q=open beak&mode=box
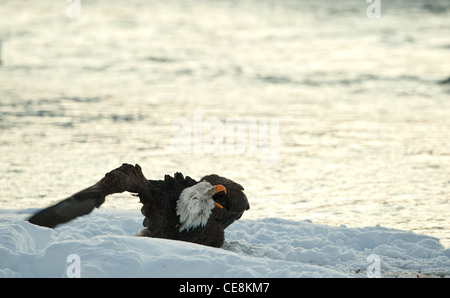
[213,185,227,195]
[213,185,226,209]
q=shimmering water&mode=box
[1,0,449,247]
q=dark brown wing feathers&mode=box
[28,164,148,228]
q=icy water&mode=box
[0,0,449,248]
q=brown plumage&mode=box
[27,163,249,247]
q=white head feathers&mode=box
[176,181,224,232]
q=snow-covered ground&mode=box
[1,209,448,278]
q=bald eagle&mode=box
[27,164,249,247]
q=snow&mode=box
[0,209,449,278]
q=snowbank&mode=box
[0,209,448,278]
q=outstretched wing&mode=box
[28,187,105,228]
[201,174,250,228]
[27,163,150,228]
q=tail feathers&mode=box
[27,187,105,228]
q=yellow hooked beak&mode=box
[213,185,226,209]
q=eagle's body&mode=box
[27,164,249,247]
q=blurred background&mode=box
[0,0,449,247]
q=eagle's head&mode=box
[176,181,226,232]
